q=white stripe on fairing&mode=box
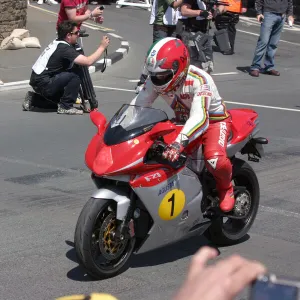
[109,157,144,173]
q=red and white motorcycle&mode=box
[74,104,268,279]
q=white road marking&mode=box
[108,33,123,39]
[128,79,141,82]
[237,29,300,46]
[239,17,300,32]
[260,205,300,219]
[93,85,300,112]
[213,72,239,76]
[94,85,136,92]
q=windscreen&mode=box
[103,104,168,145]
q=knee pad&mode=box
[204,152,230,172]
[205,154,233,190]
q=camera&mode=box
[250,274,300,300]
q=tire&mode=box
[204,158,260,246]
[74,198,136,279]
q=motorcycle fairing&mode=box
[130,165,205,254]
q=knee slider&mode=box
[204,151,229,172]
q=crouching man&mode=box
[23,20,109,115]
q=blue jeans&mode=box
[250,12,285,71]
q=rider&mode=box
[130,37,234,212]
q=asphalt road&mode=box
[1,5,300,300]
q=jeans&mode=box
[31,70,81,109]
[250,12,285,71]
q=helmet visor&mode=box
[149,70,173,86]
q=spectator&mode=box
[172,246,266,300]
[57,0,104,30]
[23,21,109,115]
[178,0,214,73]
[214,0,248,55]
[249,0,294,77]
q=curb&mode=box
[0,34,130,92]
[89,34,130,74]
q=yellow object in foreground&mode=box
[56,293,118,300]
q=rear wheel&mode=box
[74,198,136,279]
[204,158,260,246]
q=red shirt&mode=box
[57,0,89,29]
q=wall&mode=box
[0,0,27,42]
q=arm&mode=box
[130,78,159,107]
[175,87,211,145]
[181,2,204,17]
[181,0,211,18]
[255,0,263,16]
[65,7,91,23]
[74,36,109,66]
[169,0,184,9]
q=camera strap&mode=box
[101,48,108,73]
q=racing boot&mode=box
[218,185,235,212]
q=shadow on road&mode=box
[65,234,250,281]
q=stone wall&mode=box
[0,0,28,42]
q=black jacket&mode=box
[255,0,293,16]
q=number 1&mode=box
[168,193,175,217]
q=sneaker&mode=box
[22,91,35,111]
[75,95,82,104]
[218,186,235,212]
[207,61,214,73]
[37,0,43,4]
[57,105,83,115]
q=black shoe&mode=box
[22,91,35,111]
[222,50,235,55]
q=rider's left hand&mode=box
[162,142,184,162]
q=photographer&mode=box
[214,0,248,54]
[23,21,109,115]
[177,0,214,73]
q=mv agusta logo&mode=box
[158,180,175,196]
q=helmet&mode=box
[145,37,190,94]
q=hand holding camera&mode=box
[100,35,110,49]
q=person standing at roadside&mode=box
[57,0,104,30]
[249,0,294,77]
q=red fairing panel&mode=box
[228,109,258,144]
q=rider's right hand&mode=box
[172,246,266,300]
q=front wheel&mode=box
[204,158,260,246]
[74,198,136,279]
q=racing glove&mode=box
[162,142,185,162]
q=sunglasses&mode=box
[70,30,80,35]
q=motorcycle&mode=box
[74,103,268,279]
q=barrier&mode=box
[116,0,153,11]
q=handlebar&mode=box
[147,139,188,170]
